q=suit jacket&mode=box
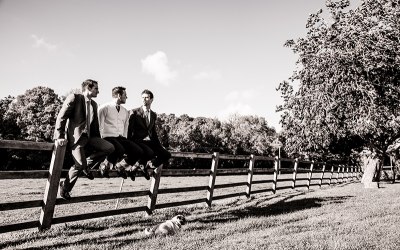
[54,93,101,146]
[128,107,160,145]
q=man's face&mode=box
[119,90,127,104]
[88,83,99,98]
[142,93,153,107]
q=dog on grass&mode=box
[144,215,186,237]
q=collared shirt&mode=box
[84,95,94,125]
[98,101,129,138]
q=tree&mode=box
[277,0,400,186]
[7,86,62,142]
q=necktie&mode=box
[86,100,91,136]
[116,105,120,112]
[145,110,150,126]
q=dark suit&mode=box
[54,94,114,192]
[127,107,170,167]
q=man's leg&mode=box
[101,137,125,177]
[148,142,171,168]
[86,137,114,168]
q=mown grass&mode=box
[1,176,399,250]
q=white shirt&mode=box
[98,101,129,138]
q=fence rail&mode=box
[0,139,362,234]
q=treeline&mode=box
[0,86,279,170]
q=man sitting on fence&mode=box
[98,86,144,181]
[54,79,115,200]
[127,89,171,178]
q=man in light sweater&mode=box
[98,86,143,180]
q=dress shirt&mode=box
[98,102,129,138]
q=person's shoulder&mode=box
[99,101,112,110]
[131,107,142,113]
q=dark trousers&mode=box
[64,134,114,192]
[104,136,143,165]
[135,140,171,167]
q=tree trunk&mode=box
[361,155,381,188]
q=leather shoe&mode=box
[100,162,110,178]
[140,166,151,180]
[127,170,136,181]
[59,181,72,200]
[116,168,127,179]
[82,169,94,180]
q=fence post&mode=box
[39,142,66,231]
[345,166,349,182]
[272,156,279,194]
[328,165,334,185]
[292,158,299,189]
[206,152,219,207]
[246,154,256,198]
[307,160,314,190]
[319,163,326,188]
[146,164,164,215]
[336,165,340,184]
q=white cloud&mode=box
[224,89,255,101]
[31,34,58,51]
[218,102,254,120]
[141,51,178,85]
[193,70,222,81]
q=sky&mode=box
[0,0,361,131]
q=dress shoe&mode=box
[59,181,72,200]
[140,166,151,180]
[99,161,110,178]
[127,170,136,181]
[82,169,94,180]
[116,167,127,179]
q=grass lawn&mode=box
[0,176,399,250]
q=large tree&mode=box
[278,0,400,186]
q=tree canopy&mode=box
[278,0,400,162]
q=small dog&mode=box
[144,215,186,237]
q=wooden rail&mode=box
[0,140,362,234]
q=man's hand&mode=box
[56,138,67,147]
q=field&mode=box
[0,175,399,250]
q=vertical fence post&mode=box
[307,160,314,190]
[329,165,334,186]
[272,156,279,194]
[336,165,340,184]
[345,166,349,182]
[319,163,326,188]
[246,154,256,198]
[206,152,219,207]
[39,142,66,231]
[146,164,164,215]
[292,158,299,189]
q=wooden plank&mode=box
[170,152,212,159]
[292,158,299,189]
[246,154,255,198]
[251,188,273,195]
[307,161,314,190]
[157,186,207,194]
[39,143,66,231]
[219,154,250,160]
[214,182,247,189]
[146,164,164,215]
[0,200,43,211]
[213,192,246,201]
[0,220,40,234]
[55,190,149,205]
[51,206,147,224]
[155,198,206,209]
[272,157,278,194]
[252,179,273,185]
[0,140,53,151]
[206,152,219,207]
[255,156,275,161]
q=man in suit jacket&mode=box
[127,89,171,177]
[54,79,114,200]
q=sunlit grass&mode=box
[1,177,399,250]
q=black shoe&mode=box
[117,168,128,179]
[141,167,151,180]
[82,169,94,180]
[59,181,72,200]
[100,163,110,178]
[127,170,136,181]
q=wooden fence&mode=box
[0,140,362,234]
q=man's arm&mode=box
[54,94,76,146]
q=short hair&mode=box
[112,86,126,98]
[142,89,153,99]
[81,79,98,91]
